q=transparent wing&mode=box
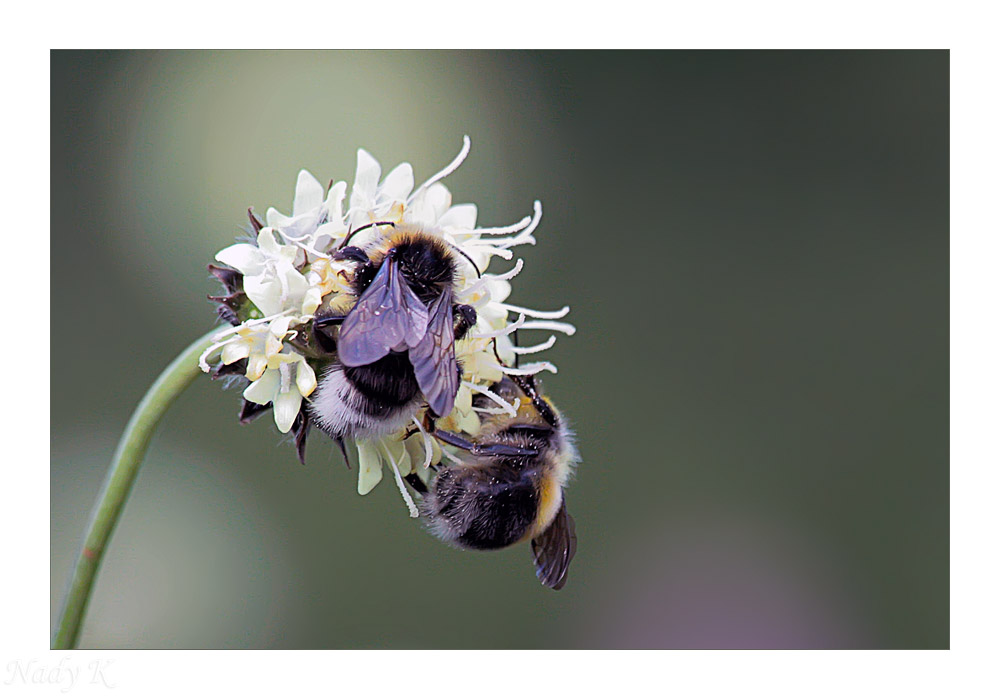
[338,257,429,367]
[530,498,577,590]
[409,287,459,417]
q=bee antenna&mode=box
[449,244,482,278]
[339,220,396,249]
[491,337,505,365]
[510,374,559,427]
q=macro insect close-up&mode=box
[200,139,580,591]
[51,50,948,653]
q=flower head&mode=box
[199,137,575,511]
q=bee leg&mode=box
[432,428,540,458]
[453,304,478,340]
[404,473,428,494]
[313,314,347,353]
[292,410,311,465]
[332,245,371,265]
[239,399,271,424]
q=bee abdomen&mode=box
[427,467,538,551]
[343,353,420,410]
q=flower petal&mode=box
[351,149,381,208]
[296,359,317,397]
[357,440,384,495]
[439,203,478,231]
[273,389,302,434]
[221,339,250,365]
[380,162,414,203]
[215,243,264,276]
[293,170,324,215]
[324,181,348,221]
[243,369,279,405]
[246,353,268,381]
[243,276,284,317]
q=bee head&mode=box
[380,230,457,305]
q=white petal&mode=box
[301,286,322,316]
[243,276,284,317]
[382,438,412,477]
[293,170,324,215]
[357,440,384,495]
[264,330,283,357]
[256,228,283,256]
[215,243,264,276]
[281,265,310,305]
[243,369,279,405]
[246,353,268,381]
[423,183,452,220]
[324,181,348,221]
[268,316,292,338]
[487,279,512,304]
[265,206,290,229]
[439,203,478,230]
[273,389,302,434]
[296,359,317,397]
[380,162,414,202]
[455,384,473,415]
[221,339,250,365]
[312,221,344,252]
[352,149,381,203]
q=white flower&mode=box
[266,170,348,257]
[347,150,414,230]
[243,352,317,433]
[216,228,321,318]
[216,316,293,380]
[200,136,578,517]
[355,434,420,518]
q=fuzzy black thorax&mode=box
[356,231,458,306]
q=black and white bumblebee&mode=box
[408,376,579,590]
[306,224,478,445]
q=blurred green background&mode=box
[50,50,948,649]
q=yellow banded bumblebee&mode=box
[308,224,478,444]
[408,375,579,590]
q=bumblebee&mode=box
[410,376,579,590]
[308,224,478,444]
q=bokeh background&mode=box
[51,50,948,649]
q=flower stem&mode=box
[52,328,222,649]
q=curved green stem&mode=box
[53,328,223,649]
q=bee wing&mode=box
[409,287,460,417]
[338,257,430,367]
[530,498,577,591]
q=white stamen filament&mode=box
[519,320,577,335]
[474,398,522,415]
[471,313,526,340]
[412,416,434,471]
[492,361,558,376]
[464,216,532,236]
[461,259,524,298]
[467,201,542,249]
[511,335,557,355]
[382,443,419,518]
[408,135,471,204]
[459,242,514,260]
[462,380,518,416]
[277,229,332,260]
[497,302,569,320]
[279,362,292,394]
